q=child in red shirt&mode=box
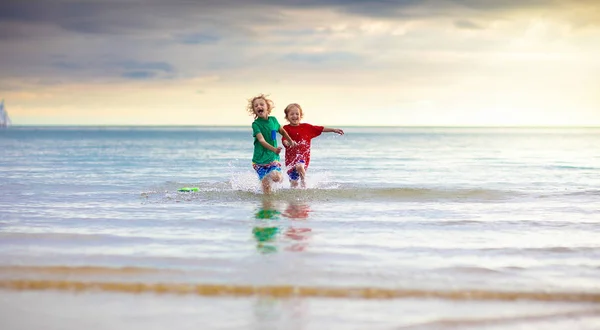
[282,103,344,188]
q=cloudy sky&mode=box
[1,0,599,126]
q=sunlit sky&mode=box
[1,0,599,126]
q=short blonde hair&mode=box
[284,103,304,122]
[246,94,275,119]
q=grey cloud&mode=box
[0,2,108,29]
[282,51,361,64]
[2,0,593,36]
[177,33,221,45]
[263,0,591,13]
[122,71,157,79]
[0,23,39,40]
[48,58,175,80]
[454,19,483,30]
[1,0,598,86]
[119,61,174,73]
[0,0,597,45]
[52,60,84,71]
[0,1,270,37]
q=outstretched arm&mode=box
[256,133,282,154]
[323,127,344,135]
[279,127,297,147]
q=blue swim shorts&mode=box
[287,160,305,181]
[253,161,282,180]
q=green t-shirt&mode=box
[252,116,281,164]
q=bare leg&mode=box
[290,180,299,188]
[295,163,306,188]
[262,170,282,194]
[270,170,282,183]
[261,177,272,194]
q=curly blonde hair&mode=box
[284,103,304,122]
[246,94,275,119]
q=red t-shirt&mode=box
[282,123,324,168]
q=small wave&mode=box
[0,265,176,275]
[548,165,599,170]
[433,220,486,226]
[436,266,504,274]
[142,183,516,203]
[563,190,600,197]
[536,246,599,253]
[481,246,600,254]
[535,189,600,199]
[1,279,599,302]
[398,308,600,329]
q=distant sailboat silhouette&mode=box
[0,100,12,128]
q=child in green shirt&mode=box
[247,94,296,194]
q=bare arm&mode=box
[256,133,282,154]
[323,127,344,135]
[279,127,297,147]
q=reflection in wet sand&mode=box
[252,197,281,253]
[283,200,311,219]
[252,297,308,330]
[252,197,313,253]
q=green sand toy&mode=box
[178,187,199,192]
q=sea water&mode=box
[0,126,599,329]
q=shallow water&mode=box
[1,126,599,329]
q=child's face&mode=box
[286,106,302,125]
[253,99,269,119]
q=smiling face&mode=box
[253,98,270,119]
[284,104,303,126]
